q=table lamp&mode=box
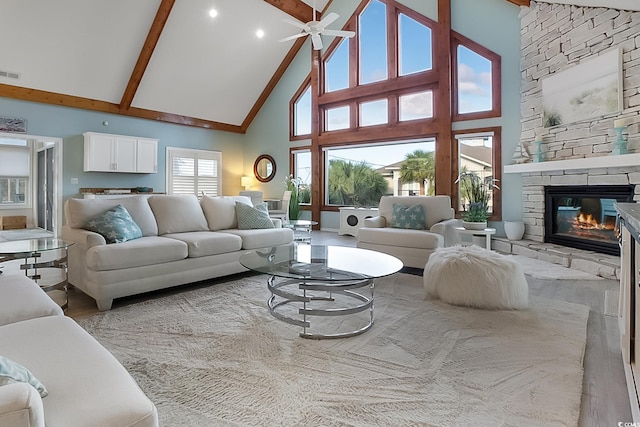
[241,176,253,190]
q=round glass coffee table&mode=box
[0,238,74,310]
[240,245,403,339]
[282,220,318,243]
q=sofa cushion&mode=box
[201,195,252,231]
[0,316,158,427]
[83,204,143,243]
[378,195,453,229]
[0,355,48,398]
[236,202,275,230]
[391,203,426,230]
[223,228,294,250]
[86,236,188,271]
[148,195,209,235]
[65,196,158,236]
[356,227,443,250]
[163,231,243,257]
[0,273,63,327]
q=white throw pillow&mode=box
[148,195,209,235]
[201,195,252,230]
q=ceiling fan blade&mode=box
[311,34,323,50]
[283,18,309,31]
[319,12,339,28]
[279,33,308,43]
[321,29,356,38]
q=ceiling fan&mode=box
[279,1,355,50]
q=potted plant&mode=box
[457,172,499,230]
[284,174,302,220]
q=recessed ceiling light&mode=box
[208,8,218,18]
[256,29,265,38]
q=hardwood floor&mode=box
[60,231,632,425]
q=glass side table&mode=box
[283,220,318,243]
[0,238,74,310]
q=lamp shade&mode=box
[241,176,253,189]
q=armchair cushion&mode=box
[379,195,453,229]
[391,203,425,230]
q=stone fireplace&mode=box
[505,154,640,247]
[544,185,633,256]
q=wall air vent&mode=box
[0,70,20,79]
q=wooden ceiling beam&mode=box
[0,83,244,133]
[241,36,307,132]
[263,0,314,23]
[119,0,175,110]
[507,0,530,6]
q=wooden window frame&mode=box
[289,76,312,141]
[451,127,502,221]
[451,31,502,122]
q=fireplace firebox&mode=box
[544,185,633,256]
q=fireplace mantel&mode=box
[504,153,640,174]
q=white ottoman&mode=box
[423,245,528,310]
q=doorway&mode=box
[0,133,63,236]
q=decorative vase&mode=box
[462,221,487,230]
[504,220,525,241]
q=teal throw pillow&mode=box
[391,203,426,230]
[0,355,48,398]
[83,204,143,244]
[236,202,275,230]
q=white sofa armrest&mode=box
[429,218,461,247]
[363,216,386,228]
[0,383,45,427]
[61,225,106,248]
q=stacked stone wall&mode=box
[519,1,640,242]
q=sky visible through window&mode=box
[295,2,492,181]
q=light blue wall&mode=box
[452,0,523,227]
[0,0,524,232]
[244,0,523,231]
[0,98,246,200]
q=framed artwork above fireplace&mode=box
[542,47,622,128]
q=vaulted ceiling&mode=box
[0,0,636,134]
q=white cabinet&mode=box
[339,207,379,236]
[83,132,158,173]
[136,138,158,173]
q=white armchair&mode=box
[356,195,460,269]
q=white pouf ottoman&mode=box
[423,245,528,310]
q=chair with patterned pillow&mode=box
[356,195,460,269]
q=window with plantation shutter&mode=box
[166,147,221,197]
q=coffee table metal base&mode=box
[267,275,374,339]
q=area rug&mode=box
[76,273,589,426]
[510,255,603,280]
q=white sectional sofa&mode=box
[62,194,294,311]
[356,195,460,269]
[0,271,157,427]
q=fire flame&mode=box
[575,212,609,230]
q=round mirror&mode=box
[254,154,276,183]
